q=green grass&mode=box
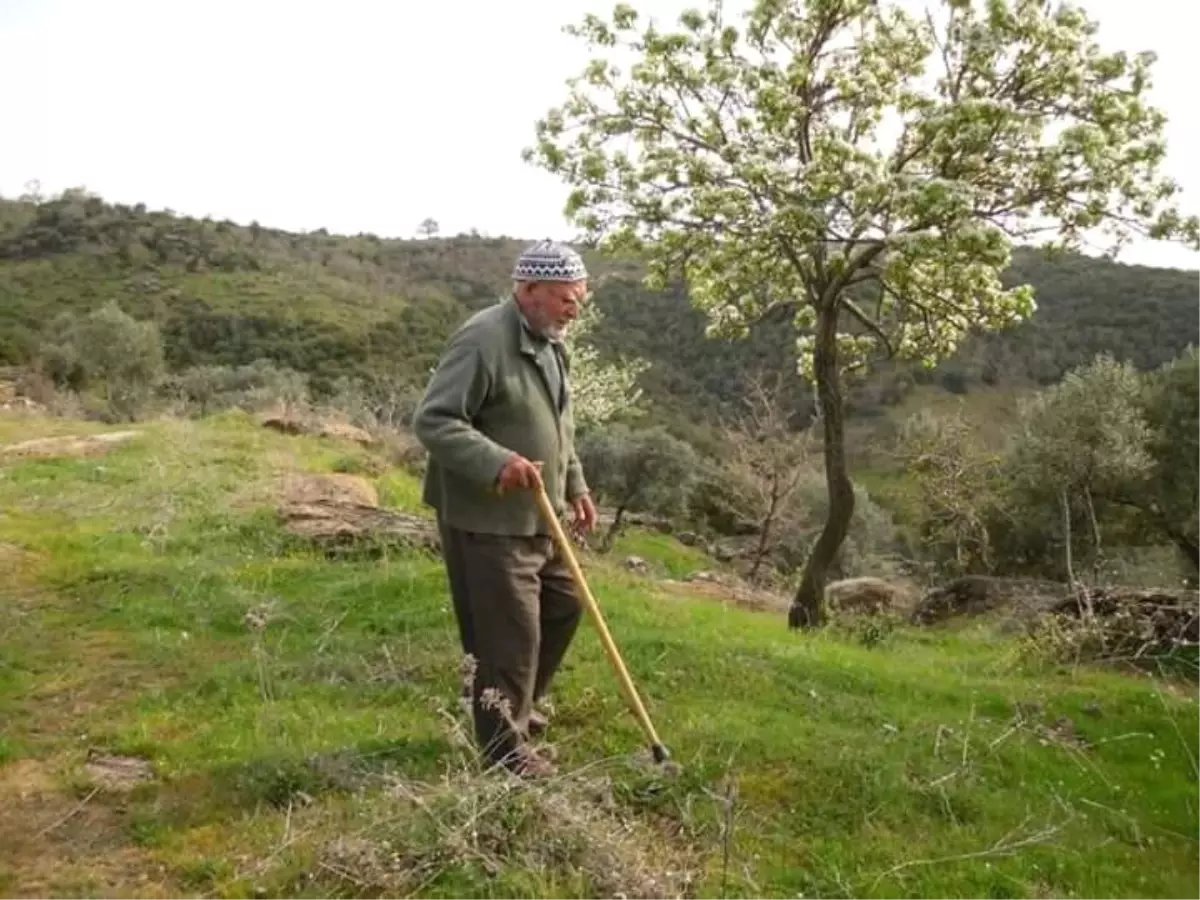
[0,411,1196,898]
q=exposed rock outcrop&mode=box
[825,577,916,616]
[0,430,141,460]
[278,473,438,556]
[261,414,375,446]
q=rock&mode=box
[283,473,379,508]
[261,414,308,436]
[712,540,738,563]
[278,473,437,555]
[317,422,376,446]
[261,415,376,446]
[84,751,154,792]
[0,430,140,460]
[676,531,699,547]
[624,555,650,575]
[826,577,914,616]
[593,508,674,536]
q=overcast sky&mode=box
[1,0,1196,271]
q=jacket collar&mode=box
[504,295,570,416]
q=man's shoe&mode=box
[504,745,557,780]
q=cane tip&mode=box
[651,743,681,777]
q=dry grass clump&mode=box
[312,765,696,898]
[250,659,703,899]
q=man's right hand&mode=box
[496,454,543,494]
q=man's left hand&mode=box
[570,493,598,536]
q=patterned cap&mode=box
[511,239,589,283]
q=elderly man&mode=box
[412,239,598,778]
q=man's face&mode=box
[520,280,589,340]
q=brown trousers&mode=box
[437,518,582,765]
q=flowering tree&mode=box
[526,0,1199,627]
[564,299,650,430]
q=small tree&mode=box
[527,0,1198,628]
[416,218,440,239]
[1007,355,1153,588]
[897,406,1001,576]
[579,424,699,550]
[44,302,164,419]
[724,370,812,582]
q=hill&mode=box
[1,189,1196,432]
[1,409,1197,897]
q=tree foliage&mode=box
[898,350,1198,587]
[578,424,700,549]
[41,301,165,419]
[1137,348,1199,575]
[897,405,1001,576]
[1007,354,1152,583]
[563,298,650,430]
[526,0,1199,627]
[724,370,813,581]
[158,359,311,417]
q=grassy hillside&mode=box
[1,410,1196,898]
[2,190,1196,427]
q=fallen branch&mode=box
[35,787,100,839]
[868,816,1069,891]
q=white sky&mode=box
[1,0,1196,271]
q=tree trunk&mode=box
[749,476,781,584]
[1167,528,1200,573]
[1083,486,1103,582]
[1060,489,1094,618]
[789,301,854,630]
[601,505,626,553]
[1060,489,1075,586]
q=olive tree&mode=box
[43,302,164,419]
[1007,354,1153,588]
[525,0,1199,628]
[579,424,699,549]
[1131,348,1198,577]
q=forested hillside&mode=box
[1,189,1196,430]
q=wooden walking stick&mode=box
[531,479,672,764]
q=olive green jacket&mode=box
[412,296,588,536]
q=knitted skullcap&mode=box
[511,239,589,283]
